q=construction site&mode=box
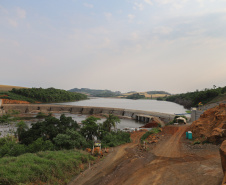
[70,103,226,185]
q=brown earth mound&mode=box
[140,121,158,128]
[220,141,226,185]
[190,103,226,144]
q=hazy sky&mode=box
[1,0,226,93]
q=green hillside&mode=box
[0,87,87,103]
[166,86,226,108]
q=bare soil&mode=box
[69,125,223,185]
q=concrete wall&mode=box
[1,104,175,124]
[191,108,204,122]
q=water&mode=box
[55,98,188,115]
[54,113,145,130]
[0,98,188,137]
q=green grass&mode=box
[0,150,95,185]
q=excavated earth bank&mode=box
[190,103,226,144]
[69,125,223,185]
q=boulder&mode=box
[220,141,226,185]
[190,104,226,144]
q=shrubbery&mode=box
[0,114,131,158]
[140,128,161,142]
[166,86,225,108]
[126,93,145,99]
[101,131,131,147]
[0,150,95,185]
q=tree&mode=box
[15,121,28,140]
[80,116,100,141]
[103,114,120,132]
[53,129,87,149]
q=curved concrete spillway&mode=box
[1,104,175,125]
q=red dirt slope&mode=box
[220,141,226,185]
[190,103,226,144]
[1,99,30,104]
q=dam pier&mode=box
[1,104,175,126]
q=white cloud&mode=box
[131,32,139,40]
[16,7,26,19]
[104,12,112,20]
[144,0,153,5]
[102,37,111,47]
[128,14,135,22]
[133,3,144,10]
[153,26,173,35]
[83,3,93,8]
[7,18,18,27]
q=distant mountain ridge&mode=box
[68,88,121,97]
[68,88,171,98]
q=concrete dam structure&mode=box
[1,104,175,125]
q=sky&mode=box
[1,0,226,94]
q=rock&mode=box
[220,141,226,185]
[190,104,226,144]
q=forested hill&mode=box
[147,91,171,95]
[166,86,226,109]
[68,88,121,97]
[0,88,87,103]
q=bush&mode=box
[0,139,27,158]
[53,129,88,150]
[27,138,55,153]
[140,128,161,142]
[101,131,131,147]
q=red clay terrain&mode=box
[1,99,30,104]
[69,125,223,185]
[220,141,226,184]
[190,103,226,144]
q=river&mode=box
[55,98,188,115]
[0,98,189,137]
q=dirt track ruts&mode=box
[69,126,223,185]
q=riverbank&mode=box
[1,104,175,124]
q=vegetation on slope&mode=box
[147,91,171,95]
[0,87,87,103]
[0,150,94,185]
[126,93,145,100]
[0,113,131,184]
[0,114,130,158]
[140,128,161,142]
[165,86,226,108]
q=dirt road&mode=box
[69,126,223,185]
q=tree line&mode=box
[9,87,87,103]
[165,86,226,108]
[0,113,131,158]
[69,88,122,97]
